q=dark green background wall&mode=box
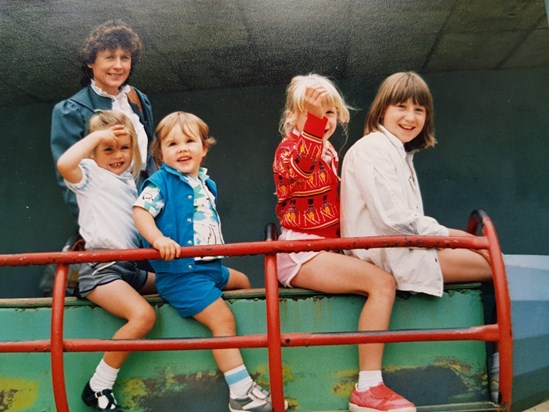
[1,68,548,298]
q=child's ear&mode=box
[285,109,298,122]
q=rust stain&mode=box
[120,367,294,411]
[0,377,39,412]
[333,370,356,396]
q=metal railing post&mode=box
[51,264,70,412]
[468,210,513,410]
[264,224,285,410]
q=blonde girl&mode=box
[273,74,415,412]
[57,110,156,411]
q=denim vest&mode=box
[140,164,218,273]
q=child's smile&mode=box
[382,98,426,144]
[160,124,207,177]
[92,133,133,175]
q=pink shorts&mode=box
[276,228,324,287]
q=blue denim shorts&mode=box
[155,259,230,317]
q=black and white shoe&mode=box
[82,381,123,411]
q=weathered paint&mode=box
[505,255,549,412]
[0,285,491,411]
[0,377,40,412]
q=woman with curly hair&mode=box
[51,20,155,220]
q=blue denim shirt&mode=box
[139,163,218,273]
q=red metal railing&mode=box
[0,210,512,411]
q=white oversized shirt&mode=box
[66,159,140,250]
[340,126,448,296]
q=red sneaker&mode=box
[349,383,416,412]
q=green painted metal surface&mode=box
[0,286,490,411]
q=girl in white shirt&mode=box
[341,72,492,297]
[57,110,156,411]
[272,74,415,412]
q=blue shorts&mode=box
[155,259,230,317]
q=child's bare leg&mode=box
[87,280,156,368]
[438,248,492,283]
[224,268,252,290]
[83,278,156,407]
[194,297,279,408]
[293,253,414,410]
[139,272,157,295]
[291,252,396,371]
[193,297,244,371]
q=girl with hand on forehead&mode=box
[273,73,416,412]
[57,111,156,411]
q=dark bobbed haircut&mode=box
[79,20,142,88]
[151,111,217,167]
[364,72,436,152]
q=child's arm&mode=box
[133,206,181,261]
[274,87,329,181]
[57,125,126,184]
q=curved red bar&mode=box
[0,210,511,412]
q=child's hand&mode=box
[448,228,475,237]
[87,124,129,148]
[57,124,130,184]
[448,228,490,262]
[153,236,181,261]
[304,85,329,119]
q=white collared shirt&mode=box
[340,126,448,296]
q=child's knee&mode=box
[132,304,156,332]
[237,275,252,289]
[374,273,397,299]
[211,312,237,336]
[228,269,252,289]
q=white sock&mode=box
[89,359,120,392]
[357,370,383,392]
[224,364,253,398]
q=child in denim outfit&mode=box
[134,111,286,412]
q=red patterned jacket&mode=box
[273,113,340,238]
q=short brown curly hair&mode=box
[79,20,142,88]
[151,112,217,167]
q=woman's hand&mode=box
[153,236,181,261]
